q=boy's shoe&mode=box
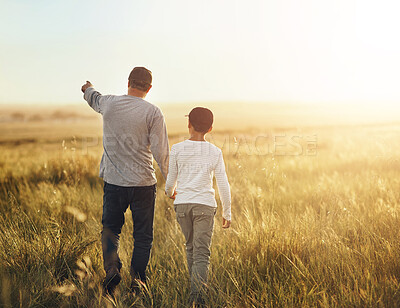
[103,269,121,296]
[189,293,206,308]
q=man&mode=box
[81,67,169,295]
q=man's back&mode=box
[84,88,169,186]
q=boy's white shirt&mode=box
[165,140,231,221]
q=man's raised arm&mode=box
[81,81,103,114]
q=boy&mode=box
[165,107,231,307]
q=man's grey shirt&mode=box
[84,87,169,187]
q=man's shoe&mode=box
[130,278,146,295]
[103,269,121,296]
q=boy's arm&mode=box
[81,81,103,114]
[215,150,231,223]
[149,108,169,180]
[165,146,177,197]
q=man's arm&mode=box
[81,81,103,114]
[149,108,169,180]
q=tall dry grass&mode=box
[1,123,400,307]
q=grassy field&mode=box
[1,104,400,307]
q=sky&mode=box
[1,0,400,107]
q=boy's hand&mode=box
[170,190,177,200]
[81,81,93,93]
[222,218,231,229]
[165,190,177,200]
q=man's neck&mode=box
[127,87,147,99]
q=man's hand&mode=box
[81,81,93,93]
[222,217,231,229]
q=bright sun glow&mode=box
[0,0,399,116]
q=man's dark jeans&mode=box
[101,181,156,283]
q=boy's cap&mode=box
[128,67,152,85]
[187,107,213,133]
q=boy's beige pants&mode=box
[175,203,216,302]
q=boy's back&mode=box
[166,139,231,220]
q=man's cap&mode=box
[128,67,152,85]
[187,107,213,133]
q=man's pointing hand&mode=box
[81,81,93,93]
